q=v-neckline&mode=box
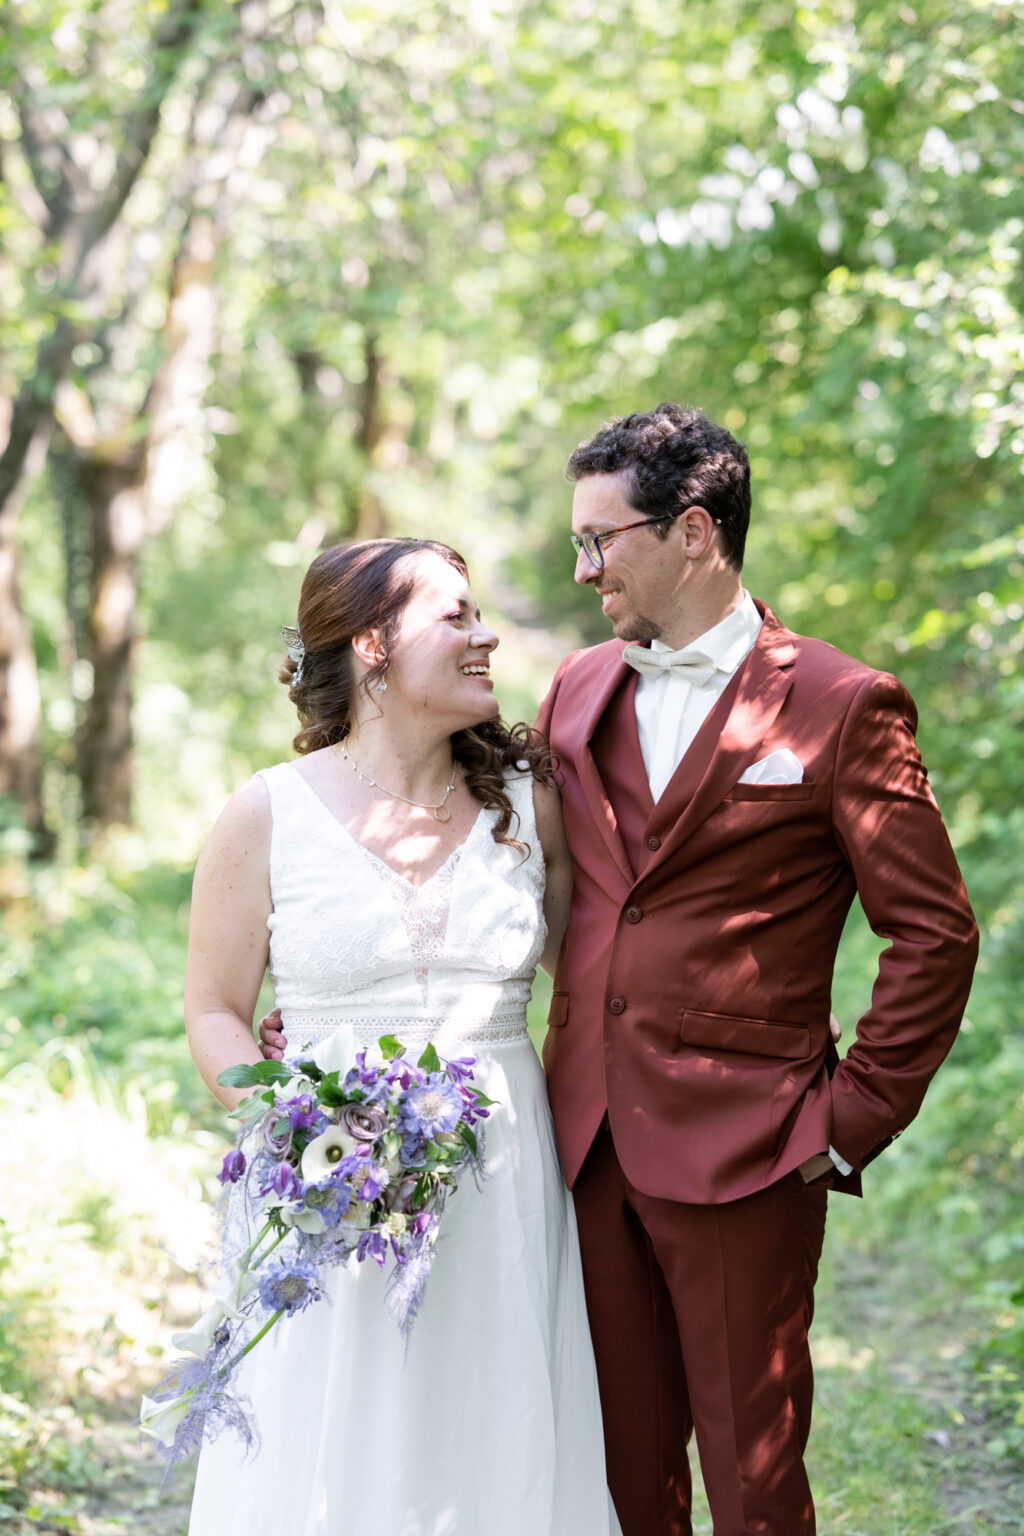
[286,762,487,891]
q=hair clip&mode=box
[282,625,305,686]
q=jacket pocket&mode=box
[724,782,816,802]
[548,990,569,1028]
[680,1009,811,1059]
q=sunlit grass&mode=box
[0,1052,215,1529]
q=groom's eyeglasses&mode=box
[571,511,721,571]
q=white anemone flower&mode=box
[300,1125,357,1182]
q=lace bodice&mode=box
[257,763,547,1049]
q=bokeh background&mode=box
[1,2,1021,1530]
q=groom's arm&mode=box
[827,671,978,1170]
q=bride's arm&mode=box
[534,779,572,977]
[185,776,273,1110]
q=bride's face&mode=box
[382,554,500,729]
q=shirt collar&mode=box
[649,591,762,677]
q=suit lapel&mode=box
[642,606,797,877]
[572,648,635,887]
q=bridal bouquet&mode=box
[140,1034,493,1466]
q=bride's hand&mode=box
[258,1007,289,1060]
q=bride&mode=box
[183,536,620,1535]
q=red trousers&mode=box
[573,1127,829,1536]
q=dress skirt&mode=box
[187,1035,620,1536]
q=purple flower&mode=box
[355,1230,388,1267]
[261,1162,302,1201]
[218,1148,246,1185]
[357,1163,387,1202]
[410,1211,435,1237]
[283,1094,327,1133]
[445,1056,478,1085]
[398,1075,464,1142]
[337,1102,389,1143]
[385,1061,421,1092]
[257,1258,322,1315]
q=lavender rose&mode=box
[338,1102,388,1143]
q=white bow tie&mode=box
[621,644,718,688]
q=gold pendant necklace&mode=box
[338,741,457,823]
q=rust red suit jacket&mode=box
[537,603,978,1204]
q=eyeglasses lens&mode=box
[571,534,604,570]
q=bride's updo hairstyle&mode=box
[280,538,552,847]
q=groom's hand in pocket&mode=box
[258,1008,289,1060]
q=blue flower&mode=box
[218,1148,246,1185]
[300,1176,352,1228]
[257,1258,322,1316]
[398,1075,464,1142]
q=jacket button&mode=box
[646,835,661,851]
[608,996,626,1014]
[625,905,643,924]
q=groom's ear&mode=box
[678,505,720,559]
[351,628,387,669]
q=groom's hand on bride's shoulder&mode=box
[258,1008,288,1060]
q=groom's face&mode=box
[571,472,688,644]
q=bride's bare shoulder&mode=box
[198,774,272,870]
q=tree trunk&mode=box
[72,454,145,827]
[354,331,389,540]
[56,209,222,828]
[0,493,54,856]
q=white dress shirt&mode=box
[634,592,763,801]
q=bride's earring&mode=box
[378,679,387,693]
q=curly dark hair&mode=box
[279,538,552,848]
[566,403,751,569]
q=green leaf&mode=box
[377,1034,405,1060]
[417,1042,441,1073]
[412,1174,433,1210]
[456,1123,478,1157]
[291,1056,323,1081]
[218,1060,294,1088]
[317,1081,349,1107]
[228,1094,272,1125]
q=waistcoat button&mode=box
[608,996,626,1014]
[646,835,661,851]
[625,905,643,924]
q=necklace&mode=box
[338,741,458,823]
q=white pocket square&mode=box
[737,748,804,787]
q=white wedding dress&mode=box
[187,763,620,1536]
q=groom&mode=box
[534,403,977,1535]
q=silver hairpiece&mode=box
[282,625,305,686]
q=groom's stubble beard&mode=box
[610,612,661,644]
